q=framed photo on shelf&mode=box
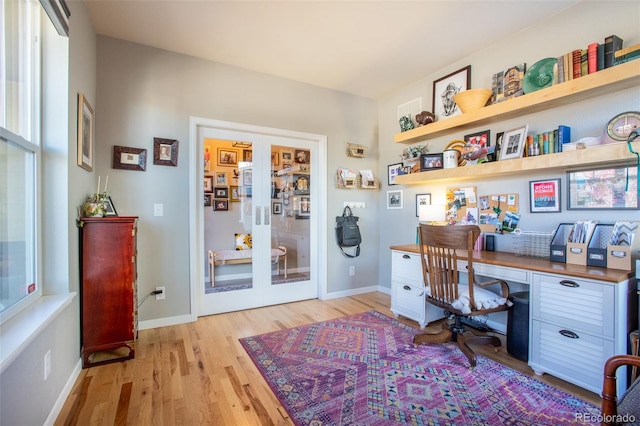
[113,145,147,171]
[499,125,528,161]
[388,163,403,186]
[387,189,403,209]
[217,148,238,166]
[420,153,443,171]
[105,196,118,216]
[415,193,431,217]
[529,178,561,213]
[77,93,94,171]
[153,137,179,166]
[567,165,638,210]
[432,65,470,120]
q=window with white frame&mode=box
[0,0,41,320]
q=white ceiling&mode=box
[84,0,580,100]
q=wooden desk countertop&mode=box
[390,244,635,284]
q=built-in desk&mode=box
[389,244,638,396]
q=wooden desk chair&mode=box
[601,354,640,425]
[413,224,512,367]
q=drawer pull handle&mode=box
[402,254,411,259]
[559,329,579,339]
[403,285,411,291]
[559,280,579,288]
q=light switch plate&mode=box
[154,203,163,216]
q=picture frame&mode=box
[294,149,310,164]
[204,176,213,193]
[213,199,229,211]
[204,194,212,207]
[387,189,404,209]
[388,163,403,186]
[297,196,311,218]
[272,202,282,215]
[499,125,528,161]
[567,165,638,210]
[243,169,253,186]
[230,186,240,202]
[217,148,238,166]
[243,149,253,162]
[415,193,432,217]
[215,171,228,186]
[432,65,471,120]
[529,178,561,213]
[113,145,147,171]
[153,137,179,166]
[281,150,293,162]
[463,129,492,162]
[420,153,444,171]
[77,93,94,171]
[214,187,229,198]
[105,196,118,216]
[271,151,280,166]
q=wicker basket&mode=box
[513,230,555,259]
[453,89,492,113]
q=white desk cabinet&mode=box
[529,272,635,396]
[390,250,445,328]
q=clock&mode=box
[606,111,640,142]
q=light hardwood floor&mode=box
[54,292,601,425]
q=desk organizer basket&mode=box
[587,224,614,268]
[549,223,574,263]
[513,230,554,259]
[607,221,640,270]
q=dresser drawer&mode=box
[392,281,426,321]
[530,319,614,393]
[531,273,615,338]
[392,251,423,284]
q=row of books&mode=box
[524,125,570,157]
[556,35,639,84]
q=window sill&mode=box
[0,292,76,374]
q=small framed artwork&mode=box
[529,178,561,213]
[388,163,403,186]
[271,151,279,166]
[281,150,293,162]
[432,65,471,120]
[214,199,229,211]
[215,172,228,186]
[415,193,431,217]
[217,148,238,166]
[214,187,229,198]
[499,125,528,161]
[240,185,252,198]
[113,145,147,171]
[243,149,253,162]
[387,189,404,209]
[153,137,179,166]
[204,194,212,207]
[272,202,282,214]
[204,176,213,193]
[105,196,118,216]
[243,169,253,186]
[567,165,638,210]
[230,186,240,202]
[420,153,443,171]
[294,150,310,164]
[77,93,94,171]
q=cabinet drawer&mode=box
[456,260,529,284]
[531,273,614,338]
[530,320,614,393]
[392,251,423,284]
[392,281,426,323]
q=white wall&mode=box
[377,1,640,290]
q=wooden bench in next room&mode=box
[208,246,287,287]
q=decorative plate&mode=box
[445,139,467,166]
[606,111,640,141]
[523,58,558,94]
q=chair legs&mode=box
[413,316,502,368]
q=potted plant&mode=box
[82,176,109,217]
[400,144,429,170]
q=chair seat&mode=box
[618,375,640,421]
[425,283,511,314]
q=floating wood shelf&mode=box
[394,140,640,185]
[394,60,640,145]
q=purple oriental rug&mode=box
[240,310,601,425]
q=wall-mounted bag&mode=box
[336,206,361,258]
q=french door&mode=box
[192,119,324,316]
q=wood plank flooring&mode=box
[54,292,601,425]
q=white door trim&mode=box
[188,117,328,319]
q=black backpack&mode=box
[335,206,362,258]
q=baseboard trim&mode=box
[43,359,82,426]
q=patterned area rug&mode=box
[240,310,601,425]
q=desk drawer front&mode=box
[532,273,614,338]
[456,261,529,284]
[392,281,426,322]
[392,251,423,284]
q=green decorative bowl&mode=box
[523,58,558,94]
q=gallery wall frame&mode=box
[113,145,147,171]
[387,189,404,209]
[432,65,470,120]
[218,148,238,166]
[77,93,94,171]
[499,125,528,161]
[529,178,561,213]
[415,193,432,217]
[153,137,179,166]
[567,165,638,210]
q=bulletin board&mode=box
[477,193,519,233]
[445,186,478,225]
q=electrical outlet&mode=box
[349,266,355,276]
[155,286,165,300]
[44,350,51,380]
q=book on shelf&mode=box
[613,42,640,66]
[604,34,623,68]
[556,56,565,84]
[580,48,588,76]
[597,43,605,71]
[572,49,582,79]
[614,42,640,58]
[587,43,599,74]
[558,125,571,150]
